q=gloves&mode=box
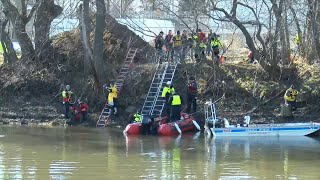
[103,84,107,89]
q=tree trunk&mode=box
[0,19,18,64]
[272,0,290,65]
[1,0,35,60]
[79,0,92,74]
[94,0,107,88]
[34,0,62,60]
[284,5,291,62]
[309,1,320,60]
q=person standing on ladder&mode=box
[206,29,213,56]
[155,31,165,63]
[106,82,118,115]
[211,33,222,65]
[61,85,73,119]
[173,30,183,64]
[168,92,183,122]
[186,76,198,114]
[161,81,175,118]
[165,30,174,62]
[181,30,188,62]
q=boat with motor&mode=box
[204,100,320,137]
[123,112,201,136]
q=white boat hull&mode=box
[208,123,320,137]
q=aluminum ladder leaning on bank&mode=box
[96,48,138,127]
[141,62,177,117]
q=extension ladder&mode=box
[141,62,177,117]
[96,48,138,127]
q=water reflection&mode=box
[0,126,319,179]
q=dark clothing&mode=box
[213,47,220,56]
[162,103,171,118]
[187,81,198,95]
[187,94,197,114]
[64,102,71,119]
[187,81,198,114]
[181,34,188,45]
[168,94,183,122]
[170,105,181,122]
[287,101,297,111]
[155,35,164,50]
[165,34,173,46]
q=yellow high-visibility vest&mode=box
[173,35,182,47]
[134,113,142,122]
[161,86,175,97]
[171,95,182,105]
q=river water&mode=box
[0,126,319,180]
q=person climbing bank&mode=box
[161,81,175,117]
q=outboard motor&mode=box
[244,115,251,127]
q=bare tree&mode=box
[0,18,18,64]
[34,0,63,60]
[94,0,107,88]
[0,0,36,59]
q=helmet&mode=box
[66,85,70,90]
[166,81,172,85]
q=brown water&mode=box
[0,126,320,180]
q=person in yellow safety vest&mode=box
[295,34,301,45]
[211,33,222,63]
[61,85,73,119]
[107,82,118,115]
[133,111,142,123]
[284,85,299,110]
[0,42,7,54]
[173,30,183,64]
[161,81,175,117]
[169,92,183,122]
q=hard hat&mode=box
[66,85,70,90]
[167,81,172,85]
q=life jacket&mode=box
[173,35,182,47]
[71,105,82,121]
[198,32,206,42]
[162,86,175,103]
[284,88,298,102]
[199,42,206,48]
[211,39,222,48]
[171,95,182,106]
[187,81,198,95]
[295,34,301,45]
[62,90,72,102]
[108,85,118,98]
[108,92,116,105]
[161,86,175,98]
[133,113,142,122]
[80,103,89,112]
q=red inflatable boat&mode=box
[123,113,201,136]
